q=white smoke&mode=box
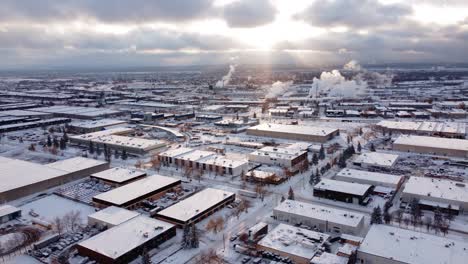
[266,81,293,98]
[343,60,362,71]
[216,65,236,88]
[343,60,393,88]
[310,70,366,98]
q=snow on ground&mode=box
[3,255,42,264]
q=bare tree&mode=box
[53,216,64,236]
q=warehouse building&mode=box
[88,206,140,229]
[357,225,468,264]
[401,177,468,213]
[68,119,128,133]
[273,200,365,235]
[393,135,468,158]
[90,167,147,187]
[377,120,466,138]
[0,157,108,202]
[248,146,308,170]
[30,105,122,119]
[352,152,399,169]
[257,223,330,264]
[335,169,404,189]
[92,175,181,209]
[156,188,235,227]
[313,179,373,205]
[0,205,21,224]
[77,215,176,264]
[246,123,339,143]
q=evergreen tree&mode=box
[288,187,295,200]
[338,155,346,168]
[96,145,102,156]
[357,142,362,152]
[181,224,191,248]
[309,172,315,185]
[370,143,376,152]
[59,137,66,150]
[121,149,128,160]
[433,206,444,232]
[280,195,286,203]
[89,141,95,154]
[371,206,383,224]
[410,198,422,224]
[62,131,69,142]
[114,149,120,159]
[53,137,59,148]
[190,224,199,248]
[312,153,319,165]
[349,145,355,155]
[47,135,52,147]
[314,168,321,184]
[318,144,325,160]
[383,210,392,224]
[141,247,151,264]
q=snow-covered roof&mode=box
[45,157,107,173]
[258,223,330,260]
[158,147,193,158]
[353,152,399,168]
[274,200,364,228]
[90,167,146,183]
[156,188,234,223]
[248,123,338,137]
[93,175,180,206]
[198,155,247,168]
[394,135,468,152]
[311,253,348,264]
[403,177,468,204]
[78,215,174,260]
[314,179,372,196]
[336,168,403,186]
[70,127,134,140]
[88,206,140,227]
[0,205,21,218]
[250,146,306,160]
[0,157,69,194]
[359,225,468,264]
[378,121,466,135]
[91,135,166,151]
[70,119,127,129]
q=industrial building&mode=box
[29,105,122,119]
[92,175,181,209]
[401,177,468,213]
[352,152,399,169]
[257,223,330,264]
[0,205,21,224]
[90,167,147,187]
[273,200,365,235]
[156,188,235,227]
[393,135,468,158]
[77,216,176,264]
[68,119,128,133]
[377,120,466,138]
[335,168,404,189]
[0,118,71,133]
[246,123,339,143]
[88,206,140,228]
[357,225,468,264]
[313,179,373,205]
[0,157,108,202]
[248,146,308,170]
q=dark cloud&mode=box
[223,0,277,27]
[0,0,217,23]
[295,0,412,28]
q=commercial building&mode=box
[93,175,181,209]
[156,188,235,227]
[377,120,466,138]
[352,152,399,169]
[29,106,122,119]
[245,170,283,185]
[68,119,128,133]
[335,169,404,189]
[0,205,21,224]
[313,179,373,205]
[257,223,330,264]
[88,206,140,228]
[158,147,248,176]
[357,225,468,264]
[246,123,339,143]
[248,146,308,170]
[273,200,365,235]
[0,118,71,133]
[311,253,348,264]
[77,216,176,264]
[401,177,468,213]
[90,167,147,187]
[0,157,108,202]
[393,135,468,158]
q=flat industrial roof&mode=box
[90,167,146,183]
[45,157,107,173]
[91,135,166,150]
[274,200,365,228]
[0,157,69,194]
[78,215,174,260]
[359,225,468,264]
[88,206,140,227]
[248,123,338,137]
[70,119,127,129]
[93,175,181,206]
[353,152,399,167]
[156,188,234,223]
[403,177,468,204]
[258,223,330,260]
[336,168,403,186]
[314,179,372,196]
[250,146,306,160]
[311,253,348,264]
[0,205,21,218]
[394,135,468,152]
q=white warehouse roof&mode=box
[394,135,468,152]
[403,177,468,204]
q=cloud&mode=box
[295,0,412,28]
[223,0,277,27]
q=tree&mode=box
[181,224,192,249]
[393,209,403,226]
[141,247,151,264]
[96,145,102,156]
[52,216,64,236]
[288,187,295,200]
[357,142,362,152]
[89,141,95,154]
[319,144,325,160]
[338,155,346,168]
[28,143,36,151]
[114,149,120,159]
[371,206,383,224]
[59,137,66,150]
[190,224,199,248]
[433,206,444,233]
[424,216,432,231]
[314,169,321,184]
[312,153,319,165]
[370,143,376,152]
[62,131,69,142]
[121,149,128,160]
[359,127,363,136]
[410,198,422,226]
[280,195,286,203]
[383,210,392,224]
[309,172,315,185]
[446,205,454,222]
[53,137,59,149]
[47,135,52,147]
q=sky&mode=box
[0,0,467,69]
